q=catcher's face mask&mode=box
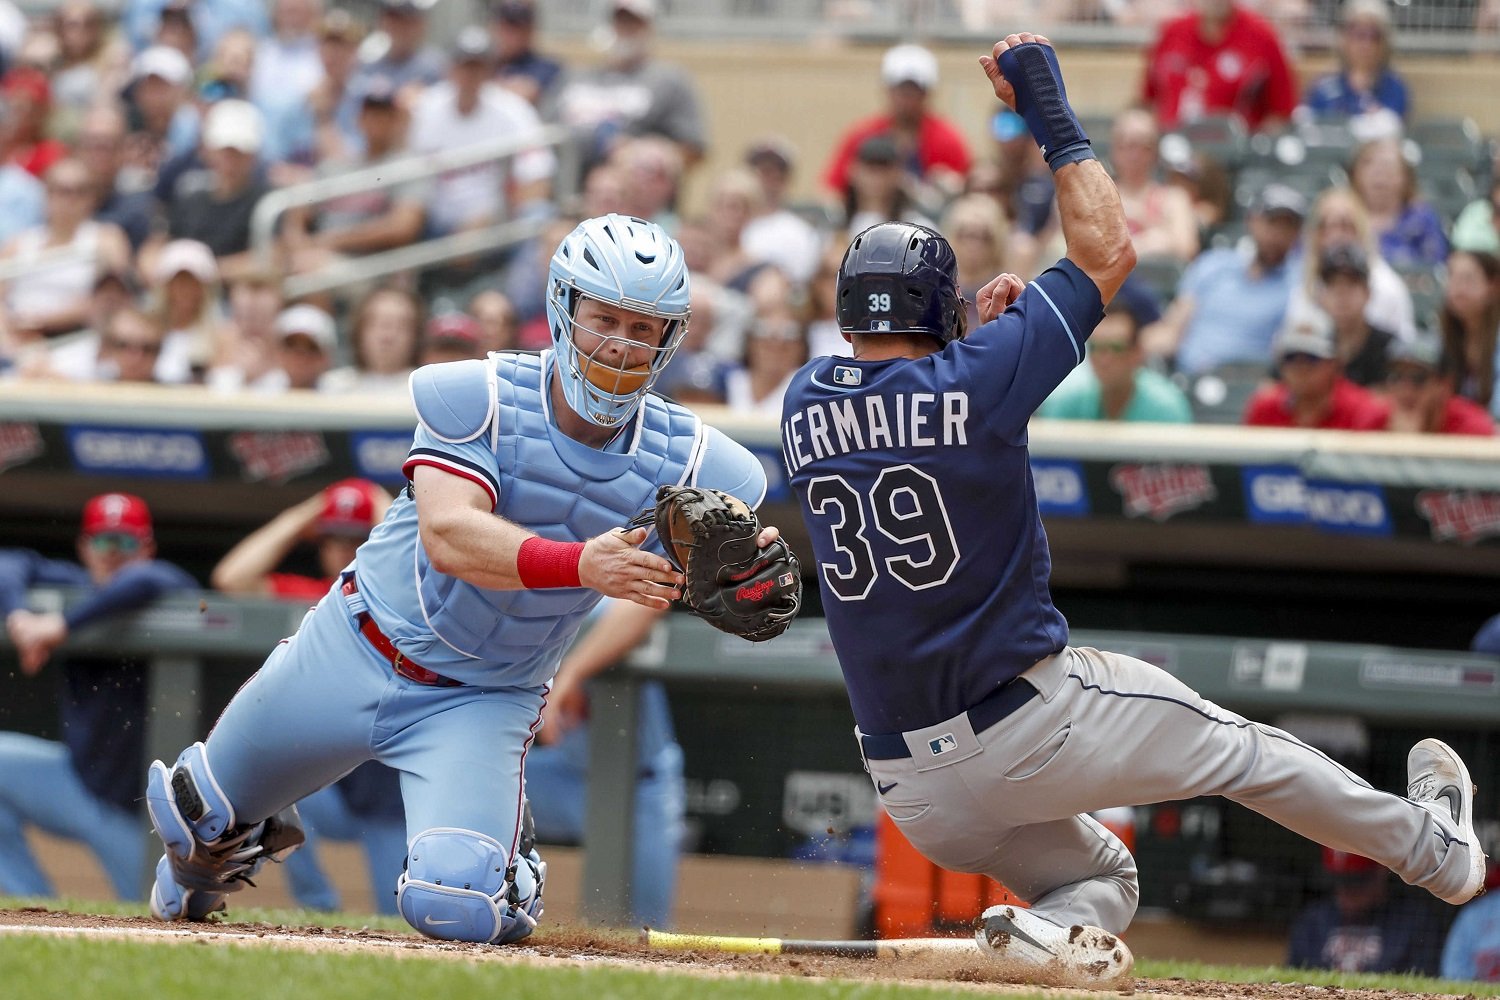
[544,213,692,428]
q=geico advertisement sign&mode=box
[1242,465,1390,536]
[1031,459,1090,517]
[67,427,208,478]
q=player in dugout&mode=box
[0,493,196,901]
[781,32,1487,987]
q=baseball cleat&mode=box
[974,904,1133,987]
[1408,738,1487,905]
[148,854,227,922]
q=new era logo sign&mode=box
[833,366,862,387]
[928,733,957,756]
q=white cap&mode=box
[275,305,338,353]
[203,99,265,154]
[153,239,219,285]
[881,44,938,90]
[131,45,192,86]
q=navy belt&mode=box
[860,678,1039,761]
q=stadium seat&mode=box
[1408,117,1488,173]
[1186,362,1271,425]
[1132,255,1187,304]
[1164,115,1248,171]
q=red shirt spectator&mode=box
[822,44,971,197]
[3,68,67,178]
[1142,0,1297,132]
[1432,397,1497,436]
[1244,309,1390,430]
[1384,336,1497,436]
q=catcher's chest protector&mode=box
[411,352,703,684]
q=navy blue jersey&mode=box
[782,260,1104,734]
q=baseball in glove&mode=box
[636,485,801,642]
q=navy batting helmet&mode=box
[836,222,967,346]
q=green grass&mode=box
[4,897,1498,999]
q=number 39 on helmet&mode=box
[836,222,968,346]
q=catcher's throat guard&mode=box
[632,485,802,642]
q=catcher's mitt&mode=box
[637,485,801,642]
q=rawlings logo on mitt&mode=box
[636,485,801,642]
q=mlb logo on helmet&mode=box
[928,733,957,756]
[833,366,862,387]
[870,320,891,332]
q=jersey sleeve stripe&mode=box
[1028,279,1082,366]
[402,451,500,510]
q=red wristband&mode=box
[516,536,586,589]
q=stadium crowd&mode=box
[0,0,1493,435]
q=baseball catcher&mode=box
[635,485,801,642]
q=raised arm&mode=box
[979,34,1136,304]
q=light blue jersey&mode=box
[350,350,766,688]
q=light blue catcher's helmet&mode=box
[545,214,691,427]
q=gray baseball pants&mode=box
[859,646,1476,933]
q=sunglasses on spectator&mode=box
[1387,369,1433,386]
[87,533,142,554]
[1343,25,1382,41]
[49,182,93,197]
[953,228,995,242]
[107,337,161,355]
[1090,340,1134,355]
[1281,352,1328,366]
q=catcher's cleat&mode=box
[149,854,227,922]
[975,905,1133,988]
[1408,738,1487,905]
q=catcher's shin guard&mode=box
[146,742,305,920]
[397,827,546,944]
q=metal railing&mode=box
[249,124,581,300]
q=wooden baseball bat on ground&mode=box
[641,928,979,960]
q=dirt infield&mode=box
[0,907,1477,1000]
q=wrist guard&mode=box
[996,43,1095,173]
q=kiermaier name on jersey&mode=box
[782,391,970,474]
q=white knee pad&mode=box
[397,828,545,944]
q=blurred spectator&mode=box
[1289,848,1443,974]
[349,0,445,98]
[654,272,737,403]
[1452,174,1500,257]
[0,131,44,245]
[821,44,969,210]
[204,27,256,100]
[77,103,154,252]
[468,289,518,353]
[1142,0,1296,132]
[409,26,553,238]
[1163,148,1233,246]
[740,137,823,285]
[307,10,364,164]
[420,311,486,365]
[1293,186,1416,342]
[3,67,66,178]
[983,106,1056,280]
[122,0,269,63]
[841,134,935,236]
[50,1,130,141]
[272,302,336,390]
[703,167,773,294]
[1383,334,1495,436]
[1041,291,1191,423]
[322,285,421,393]
[549,0,707,167]
[578,160,627,219]
[1146,183,1304,374]
[122,44,198,175]
[1316,245,1395,388]
[209,479,405,915]
[611,135,683,230]
[205,269,286,392]
[1441,866,1500,981]
[11,269,141,383]
[724,310,807,417]
[0,493,197,901]
[97,306,168,383]
[490,0,562,109]
[0,158,131,341]
[250,0,325,168]
[1244,307,1390,429]
[1438,249,1500,417]
[148,0,198,61]
[1110,109,1199,263]
[150,238,224,382]
[941,194,1010,332]
[508,215,579,349]
[805,241,849,359]
[1301,0,1407,124]
[1351,138,1448,270]
[285,76,425,275]
[154,99,269,277]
